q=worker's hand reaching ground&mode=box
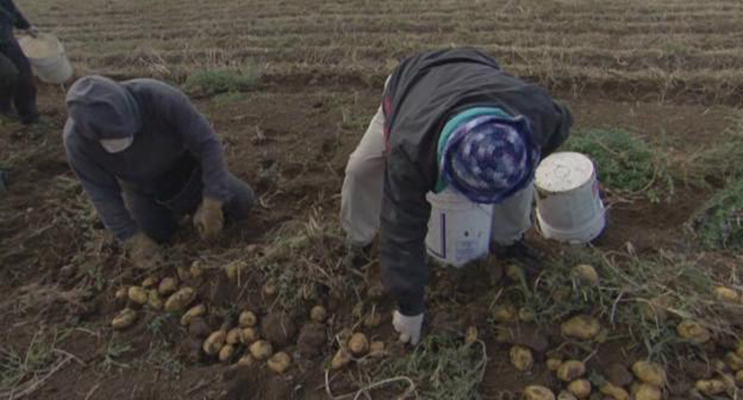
[194,197,224,240]
[124,232,162,270]
[393,311,424,345]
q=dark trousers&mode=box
[0,37,38,123]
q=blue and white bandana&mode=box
[440,114,540,204]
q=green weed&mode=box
[100,334,133,371]
[184,66,260,96]
[688,177,743,250]
[0,332,58,394]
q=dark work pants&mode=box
[0,37,38,123]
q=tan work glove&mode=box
[193,197,224,240]
[124,232,162,270]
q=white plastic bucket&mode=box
[18,34,73,84]
[425,189,493,268]
[534,152,606,244]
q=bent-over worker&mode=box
[340,48,573,345]
[0,0,38,125]
[63,75,254,269]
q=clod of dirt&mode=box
[494,324,549,353]
[632,360,666,387]
[561,315,601,340]
[239,310,258,327]
[523,385,555,400]
[148,290,163,310]
[713,286,740,303]
[676,320,711,344]
[686,361,712,380]
[310,305,327,323]
[492,304,517,323]
[158,277,179,296]
[557,360,586,382]
[237,355,254,367]
[142,277,158,289]
[557,391,577,400]
[60,264,77,279]
[219,344,235,363]
[518,308,536,323]
[203,330,227,356]
[111,308,137,329]
[249,340,274,360]
[297,323,325,358]
[599,382,629,400]
[724,352,743,371]
[633,383,661,400]
[348,333,369,356]
[464,326,478,345]
[331,348,351,370]
[572,264,600,287]
[267,352,291,374]
[226,328,242,345]
[510,345,533,372]
[189,261,204,279]
[181,304,207,326]
[177,266,191,281]
[261,312,297,347]
[240,328,259,345]
[128,286,148,305]
[165,287,196,312]
[366,282,386,301]
[604,363,633,387]
[189,317,211,338]
[694,379,726,396]
[568,379,591,399]
[363,311,382,328]
[263,280,278,297]
[369,341,385,358]
[547,358,563,371]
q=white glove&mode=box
[393,310,424,345]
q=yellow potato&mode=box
[695,379,726,396]
[369,341,385,358]
[263,281,278,297]
[464,326,478,345]
[492,304,518,323]
[631,360,666,387]
[557,391,577,400]
[518,307,536,323]
[203,330,227,355]
[310,305,327,323]
[363,311,382,328]
[568,379,591,399]
[240,328,259,345]
[226,328,242,345]
[523,385,555,400]
[561,315,601,340]
[148,290,163,310]
[158,277,178,296]
[165,287,196,312]
[725,352,743,371]
[180,304,207,326]
[505,265,525,282]
[128,286,148,305]
[714,286,740,303]
[249,340,274,360]
[331,348,352,370]
[237,355,254,367]
[572,264,599,287]
[111,308,137,329]
[239,310,258,327]
[141,277,157,289]
[546,358,563,371]
[509,345,533,371]
[633,383,661,400]
[115,288,128,301]
[676,320,711,344]
[736,370,743,384]
[189,261,204,279]
[219,344,235,363]
[267,352,291,374]
[557,360,586,382]
[599,382,629,400]
[225,260,248,281]
[348,333,369,356]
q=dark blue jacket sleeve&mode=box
[0,0,30,29]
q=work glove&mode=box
[124,232,162,270]
[393,310,424,345]
[193,197,224,240]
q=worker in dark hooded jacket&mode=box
[0,0,38,124]
[63,75,255,269]
[341,48,573,345]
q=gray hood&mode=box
[65,75,142,141]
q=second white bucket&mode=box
[425,189,493,268]
[18,33,73,84]
[535,152,606,244]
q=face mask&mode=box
[100,137,134,153]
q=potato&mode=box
[310,305,327,323]
[158,277,178,296]
[568,379,591,399]
[165,287,196,312]
[249,340,273,360]
[725,351,743,371]
[561,315,601,340]
[519,307,536,323]
[180,304,207,326]
[633,383,661,400]
[225,260,247,282]
[631,360,666,387]
[369,341,385,358]
[237,355,254,367]
[128,286,149,305]
[676,320,711,344]
[219,344,235,363]
[695,379,726,396]
[557,360,586,382]
[240,327,259,345]
[552,287,571,302]
[177,266,191,281]
[509,345,533,371]
[599,382,629,400]
[492,304,518,322]
[557,391,577,400]
[348,333,369,356]
[546,358,563,371]
[523,385,555,400]
[363,311,382,328]
[714,286,739,303]
[464,326,478,345]
[331,348,352,370]
[189,261,204,279]
[203,330,227,355]
[115,288,128,301]
[267,352,291,374]
[572,264,599,287]
[142,277,157,289]
[239,311,258,327]
[148,290,163,310]
[226,328,241,345]
[263,281,278,297]
[505,265,525,282]
[736,370,743,384]
[111,308,137,329]
[712,358,728,372]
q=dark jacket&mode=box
[63,77,232,241]
[380,48,573,315]
[0,0,30,44]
